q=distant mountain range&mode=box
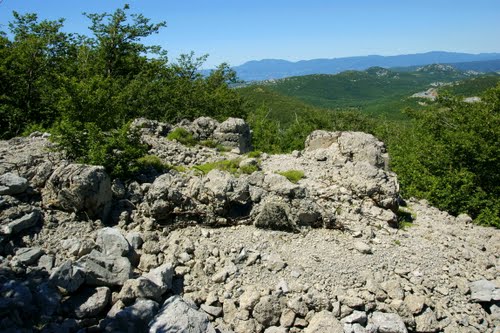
[228,51,500,81]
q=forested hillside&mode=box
[1,6,499,227]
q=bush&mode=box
[387,86,500,227]
[166,127,197,146]
[137,155,168,173]
[277,170,304,183]
[52,120,148,179]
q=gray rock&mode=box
[0,173,28,195]
[254,200,297,232]
[142,262,174,294]
[42,164,112,220]
[213,117,252,154]
[191,116,219,140]
[304,310,344,333]
[38,254,55,271]
[101,299,159,333]
[414,308,439,333]
[126,232,143,250]
[1,209,40,235]
[149,295,216,333]
[118,277,164,303]
[77,250,132,286]
[354,241,372,254]
[62,286,110,318]
[49,260,86,293]
[252,295,283,327]
[470,279,496,302]
[14,247,44,265]
[342,310,368,325]
[370,311,408,333]
[96,227,130,257]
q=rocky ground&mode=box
[0,117,498,333]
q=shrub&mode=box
[166,127,197,146]
[277,170,304,183]
[240,164,259,174]
[137,155,168,173]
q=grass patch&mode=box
[137,155,169,172]
[216,144,231,152]
[200,139,217,148]
[193,158,260,176]
[167,127,197,146]
[277,170,304,183]
[393,239,401,246]
[193,159,241,175]
[247,150,263,158]
[137,155,186,173]
[240,164,259,174]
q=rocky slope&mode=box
[0,118,498,333]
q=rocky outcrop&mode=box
[0,118,498,333]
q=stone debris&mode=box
[0,117,498,333]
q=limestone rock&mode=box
[149,295,216,333]
[414,308,439,333]
[62,286,110,318]
[370,311,407,333]
[1,209,40,235]
[101,299,159,332]
[470,279,496,302]
[96,227,130,257]
[49,260,86,293]
[118,277,164,303]
[252,295,283,327]
[42,164,112,220]
[0,173,29,195]
[77,250,132,286]
[304,310,344,333]
[13,247,44,265]
[213,117,252,154]
[143,262,174,294]
[254,199,297,232]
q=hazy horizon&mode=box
[1,0,499,68]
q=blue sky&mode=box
[1,0,499,68]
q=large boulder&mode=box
[305,131,389,169]
[42,164,112,220]
[101,299,160,332]
[213,118,252,154]
[254,199,298,232]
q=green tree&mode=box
[0,12,70,138]
[389,86,500,227]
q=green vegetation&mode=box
[136,155,169,173]
[277,170,305,183]
[0,6,245,177]
[0,7,498,228]
[388,88,500,227]
[247,150,262,158]
[193,158,259,176]
[167,128,197,146]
